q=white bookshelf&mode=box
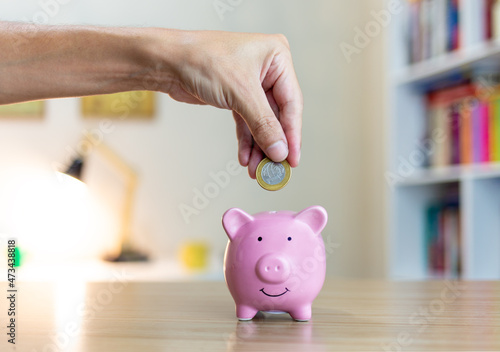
[388,1,500,280]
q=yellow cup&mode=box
[179,241,209,270]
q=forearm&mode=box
[0,22,174,104]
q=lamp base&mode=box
[104,247,148,262]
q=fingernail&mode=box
[266,140,288,162]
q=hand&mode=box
[156,30,303,178]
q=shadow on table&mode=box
[225,311,330,352]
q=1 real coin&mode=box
[256,157,291,191]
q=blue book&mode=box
[447,0,460,51]
[425,204,442,274]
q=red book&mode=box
[450,104,461,164]
[486,0,495,40]
[428,84,475,166]
[427,84,475,106]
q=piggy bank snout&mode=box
[255,254,291,284]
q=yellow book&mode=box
[488,94,500,162]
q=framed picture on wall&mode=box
[0,101,44,118]
[81,91,155,119]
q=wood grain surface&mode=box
[1,280,499,351]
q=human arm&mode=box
[0,22,303,177]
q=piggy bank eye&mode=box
[287,236,292,241]
[258,237,262,242]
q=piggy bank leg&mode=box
[236,304,258,321]
[289,305,312,322]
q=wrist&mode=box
[134,27,189,94]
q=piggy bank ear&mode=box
[294,206,328,235]
[222,208,254,241]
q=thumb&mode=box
[234,84,289,162]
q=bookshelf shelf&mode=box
[396,163,500,186]
[388,0,500,280]
[392,41,500,86]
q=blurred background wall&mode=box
[0,0,387,278]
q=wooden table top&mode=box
[1,279,499,351]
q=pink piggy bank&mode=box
[222,206,328,321]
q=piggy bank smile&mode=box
[222,206,328,321]
[260,287,290,297]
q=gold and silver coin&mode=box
[256,157,291,191]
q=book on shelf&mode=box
[406,0,499,64]
[425,76,500,168]
[424,196,461,278]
